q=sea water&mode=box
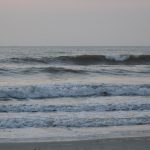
[0,46,150,138]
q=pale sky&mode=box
[0,0,150,46]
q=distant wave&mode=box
[0,84,150,99]
[1,54,150,65]
[1,67,150,76]
[0,67,85,75]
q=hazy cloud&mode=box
[0,0,150,46]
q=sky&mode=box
[0,0,150,46]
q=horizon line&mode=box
[0,45,150,47]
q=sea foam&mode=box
[0,84,150,99]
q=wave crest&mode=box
[1,54,150,65]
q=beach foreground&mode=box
[0,125,150,150]
[0,136,150,150]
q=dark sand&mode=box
[0,137,150,150]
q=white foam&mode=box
[105,55,129,61]
[0,102,150,112]
[0,84,150,99]
[0,111,150,128]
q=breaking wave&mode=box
[1,55,150,65]
[0,84,150,99]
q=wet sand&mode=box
[0,136,150,150]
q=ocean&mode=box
[0,46,150,138]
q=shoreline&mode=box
[0,125,150,150]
